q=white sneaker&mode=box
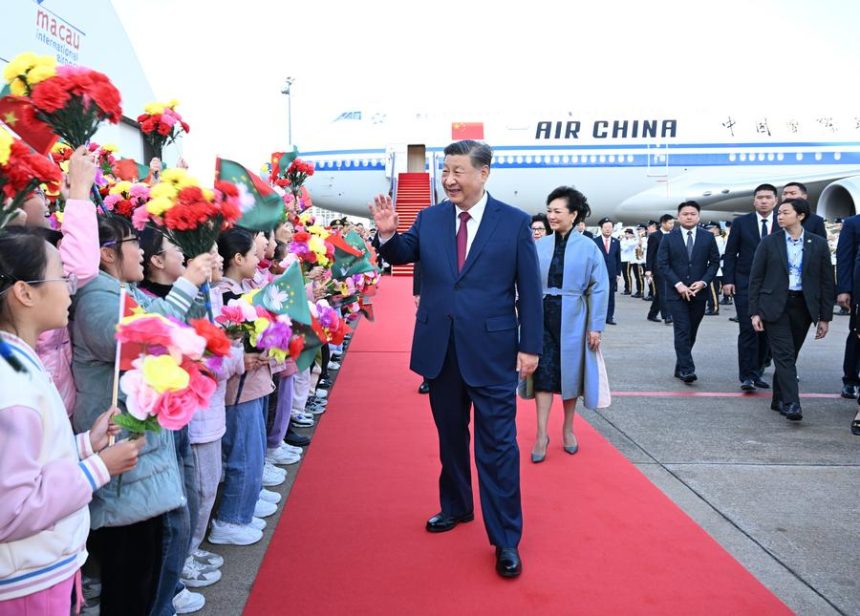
[254,498,278,518]
[208,520,263,545]
[266,446,301,465]
[249,516,266,530]
[173,588,205,614]
[314,388,329,399]
[181,557,221,588]
[278,442,303,455]
[262,463,286,486]
[191,549,223,569]
[327,361,341,370]
[290,413,314,427]
[259,488,282,504]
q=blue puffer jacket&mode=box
[70,271,203,528]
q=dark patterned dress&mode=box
[532,231,569,393]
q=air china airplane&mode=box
[301,109,860,223]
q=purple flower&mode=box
[258,321,293,351]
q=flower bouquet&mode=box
[289,225,334,272]
[137,100,189,161]
[0,128,62,228]
[216,291,298,362]
[104,181,151,221]
[313,299,350,345]
[114,312,229,435]
[4,52,122,148]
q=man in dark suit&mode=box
[576,220,594,238]
[749,198,834,420]
[646,214,674,323]
[371,140,542,578]
[412,261,430,394]
[594,217,622,324]
[723,183,778,391]
[657,201,720,382]
[836,214,860,398]
[782,181,827,238]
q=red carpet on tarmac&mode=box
[245,277,790,615]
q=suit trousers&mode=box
[733,292,769,382]
[648,273,668,319]
[607,278,617,320]
[842,305,860,386]
[428,334,522,548]
[765,295,812,406]
[668,296,707,374]
[621,262,632,293]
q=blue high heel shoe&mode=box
[563,435,579,455]
[531,438,549,463]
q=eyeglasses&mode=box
[0,273,78,296]
[101,237,139,248]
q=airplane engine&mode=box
[817,177,860,220]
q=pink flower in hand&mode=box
[169,326,206,361]
[153,389,198,430]
[119,368,160,420]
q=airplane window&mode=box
[599,155,606,163]
[835,152,842,161]
[552,155,560,164]
[627,155,634,163]
[815,152,822,161]
[345,160,352,167]
[608,155,616,163]
[563,155,571,164]
[729,154,736,162]
[516,156,524,164]
[758,153,765,162]
[590,155,597,163]
[739,153,747,162]
[796,153,803,161]
[525,156,533,164]
[777,153,784,161]
[767,153,774,161]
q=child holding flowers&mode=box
[210,228,277,547]
[70,214,213,615]
[0,229,143,613]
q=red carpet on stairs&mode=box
[245,277,790,615]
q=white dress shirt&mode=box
[455,191,488,258]
[757,213,773,239]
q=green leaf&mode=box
[113,412,161,434]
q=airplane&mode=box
[301,108,860,224]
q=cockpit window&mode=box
[334,111,362,121]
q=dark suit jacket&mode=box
[656,227,720,300]
[412,261,422,296]
[594,235,622,280]
[803,213,827,239]
[581,230,594,238]
[836,214,860,295]
[379,195,543,386]
[748,230,834,323]
[645,231,667,274]
[723,212,778,289]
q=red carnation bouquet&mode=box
[28,65,122,148]
[0,129,62,228]
[284,158,314,202]
[137,100,189,160]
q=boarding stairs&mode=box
[391,172,432,277]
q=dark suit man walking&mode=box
[595,218,622,324]
[723,184,779,391]
[646,214,674,323]
[782,181,827,238]
[657,201,720,382]
[371,140,543,578]
[749,199,834,420]
[836,214,860,398]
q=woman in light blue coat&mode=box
[530,186,612,463]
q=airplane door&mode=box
[407,144,426,172]
[646,143,669,178]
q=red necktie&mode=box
[457,211,470,271]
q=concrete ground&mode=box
[187,290,858,615]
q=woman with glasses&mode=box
[0,228,144,613]
[69,214,214,616]
[531,213,551,240]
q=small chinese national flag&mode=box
[0,96,59,155]
[118,291,144,371]
[451,122,484,140]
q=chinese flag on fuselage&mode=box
[0,96,58,155]
[451,122,484,140]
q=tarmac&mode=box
[188,287,858,616]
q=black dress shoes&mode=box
[632,292,643,298]
[678,372,697,383]
[647,315,661,322]
[644,295,654,301]
[841,384,858,399]
[770,400,784,413]
[495,547,522,578]
[783,403,803,421]
[704,309,718,316]
[753,379,770,389]
[425,512,474,533]
[606,318,617,325]
[418,381,430,394]
[741,379,756,391]
[664,317,673,325]
[729,316,738,322]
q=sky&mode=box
[111,0,860,182]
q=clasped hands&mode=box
[676,281,706,301]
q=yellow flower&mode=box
[51,142,71,155]
[308,234,327,254]
[144,102,165,115]
[202,188,214,202]
[0,129,13,166]
[101,144,119,153]
[142,355,189,393]
[146,197,174,216]
[241,289,261,303]
[3,53,56,89]
[8,80,27,97]
[167,99,180,109]
[161,168,198,190]
[54,211,64,225]
[250,317,270,346]
[26,62,56,85]
[3,52,37,82]
[110,181,133,195]
[307,225,330,238]
[150,182,178,201]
